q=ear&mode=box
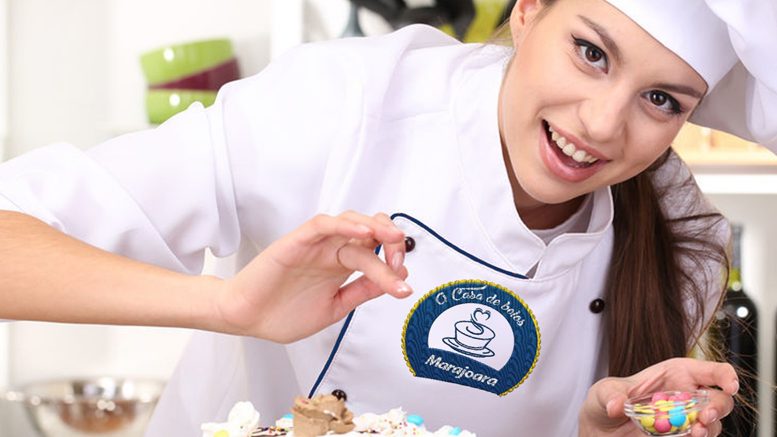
[509,0,543,36]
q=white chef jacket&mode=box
[0,25,727,436]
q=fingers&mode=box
[296,212,400,246]
[590,377,630,419]
[306,210,409,277]
[295,211,412,303]
[691,416,722,437]
[336,266,410,314]
[338,211,405,246]
[373,212,407,274]
[579,377,633,433]
[336,239,412,299]
[634,359,736,437]
[656,358,739,395]
[707,388,735,420]
[627,367,668,398]
[689,388,733,437]
[285,214,369,258]
[706,420,722,436]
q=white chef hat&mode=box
[604,0,777,153]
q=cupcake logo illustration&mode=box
[402,280,541,396]
[443,308,496,358]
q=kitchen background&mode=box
[0,0,775,436]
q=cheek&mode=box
[627,137,673,170]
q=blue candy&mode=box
[669,406,687,427]
[449,426,463,435]
[407,414,425,426]
[282,413,293,420]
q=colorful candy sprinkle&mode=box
[624,391,707,436]
[407,414,425,426]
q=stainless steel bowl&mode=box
[4,377,164,437]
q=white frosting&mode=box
[275,415,294,429]
[203,402,476,436]
[290,407,476,436]
[352,408,409,433]
[201,401,261,437]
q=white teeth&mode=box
[547,124,599,164]
[572,150,588,162]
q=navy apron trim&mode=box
[308,309,356,398]
[308,244,382,398]
[391,212,528,279]
[308,212,528,397]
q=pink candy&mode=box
[653,418,672,433]
[651,392,670,402]
[624,390,708,436]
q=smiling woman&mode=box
[499,0,722,377]
[0,0,774,436]
[501,0,707,205]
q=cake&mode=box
[201,392,476,437]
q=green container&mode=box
[145,89,217,124]
[140,38,233,86]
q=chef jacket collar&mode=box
[452,45,613,278]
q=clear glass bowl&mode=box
[623,390,708,436]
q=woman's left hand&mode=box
[578,357,738,437]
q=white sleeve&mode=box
[0,39,362,274]
[0,103,236,273]
[215,42,366,248]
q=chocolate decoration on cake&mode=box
[292,394,355,437]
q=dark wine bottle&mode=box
[718,224,758,437]
[341,4,366,38]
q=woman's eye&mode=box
[647,90,681,114]
[573,38,608,71]
[584,46,603,63]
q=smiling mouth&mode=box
[542,120,599,169]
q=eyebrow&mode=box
[578,15,622,64]
[577,15,705,100]
[651,83,704,99]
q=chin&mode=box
[531,188,584,205]
[517,173,587,206]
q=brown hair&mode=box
[606,151,727,376]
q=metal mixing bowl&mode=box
[4,377,164,437]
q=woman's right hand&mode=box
[213,211,411,342]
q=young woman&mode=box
[1,0,774,435]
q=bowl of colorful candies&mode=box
[624,390,708,436]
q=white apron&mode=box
[147,210,613,437]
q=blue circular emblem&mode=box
[402,279,540,396]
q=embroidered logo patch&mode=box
[402,279,540,396]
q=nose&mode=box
[578,85,630,145]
